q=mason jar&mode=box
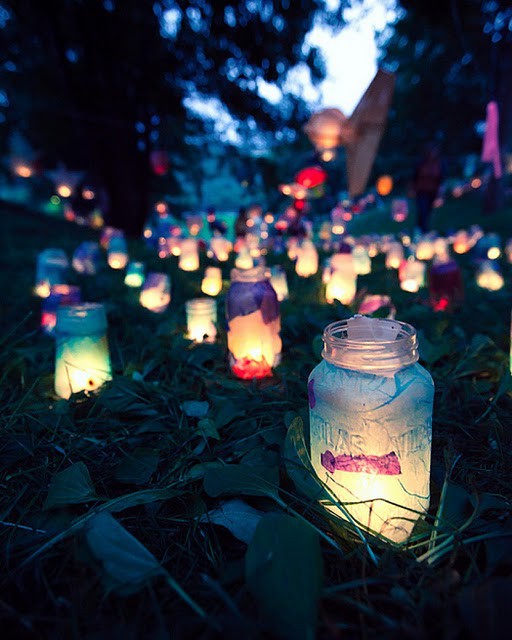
[226,266,281,379]
[186,298,217,343]
[308,315,434,543]
[54,303,112,399]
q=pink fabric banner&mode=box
[481,100,503,179]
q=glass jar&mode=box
[139,272,171,312]
[308,315,434,543]
[201,266,222,296]
[186,298,217,343]
[42,284,81,335]
[226,266,281,379]
[428,259,464,311]
[72,241,101,275]
[269,265,289,302]
[125,261,145,288]
[107,236,128,269]
[35,248,69,297]
[179,238,200,271]
[54,303,112,398]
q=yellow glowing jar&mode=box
[270,265,289,302]
[201,266,223,296]
[326,252,357,305]
[352,245,372,276]
[476,261,504,291]
[295,240,319,277]
[35,249,69,297]
[385,243,404,270]
[416,238,435,261]
[452,230,470,255]
[399,258,425,293]
[235,247,254,270]
[186,298,217,343]
[124,262,145,287]
[226,267,281,379]
[108,236,129,270]
[54,303,112,399]
[179,238,200,271]
[309,316,434,543]
[210,236,232,262]
[139,272,171,312]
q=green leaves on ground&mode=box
[245,513,323,639]
[203,464,279,499]
[44,462,97,510]
[200,498,263,544]
[114,448,160,484]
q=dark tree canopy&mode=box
[0,0,331,234]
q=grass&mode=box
[1,195,512,639]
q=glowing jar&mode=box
[270,265,289,302]
[391,198,408,222]
[385,243,404,270]
[484,233,501,260]
[226,266,281,379]
[186,298,217,343]
[352,245,371,276]
[399,258,425,293]
[179,238,200,271]
[358,295,396,319]
[295,240,319,277]
[452,230,471,255]
[108,236,129,270]
[308,316,434,543]
[72,241,101,275]
[124,261,145,288]
[235,246,254,270]
[428,259,464,311]
[201,266,223,296]
[139,273,171,312]
[476,261,504,291]
[416,238,435,261]
[41,285,81,335]
[326,250,357,305]
[210,236,232,262]
[54,303,112,399]
[35,249,69,297]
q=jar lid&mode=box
[186,298,217,312]
[56,303,107,335]
[322,315,419,373]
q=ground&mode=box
[1,196,512,639]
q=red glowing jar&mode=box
[428,260,464,311]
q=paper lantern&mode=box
[72,242,101,275]
[269,265,289,302]
[210,236,232,262]
[41,285,81,335]
[309,316,434,543]
[385,242,404,270]
[107,236,129,270]
[352,245,371,276]
[304,108,352,151]
[35,249,69,298]
[179,238,200,271]
[358,294,395,318]
[391,198,408,222]
[201,266,222,296]
[295,166,328,189]
[295,240,319,277]
[428,260,464,311]
[226,266,282,379]
[139,273,171,312]
[476,261,504,291]
[186,298,217,343]
[124,262,145,288]
[376,175,393,196]
[399,258,425,293]
[325,251,357,305]
[54,303,112,399]
[235,246,253,270]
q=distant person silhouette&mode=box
[413,144,444,232]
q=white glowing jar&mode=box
[326,253,357,305]
[179,238,200,271]
[476,261,504,291]
[295,240,319,277]
[309,316,434,543]
[399,258,425,293]
[270,265,289,302]
[108,236,129,270]
[385,243,404,270]
[416,238,435,261]
[186,298,217,343]
[139,272,171,312]
[124,262,145,287]
[35,249,69,297]
[54,303,112,399]
[235,247,254,270]
[352,245,371,275]
[201,266,223,296]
